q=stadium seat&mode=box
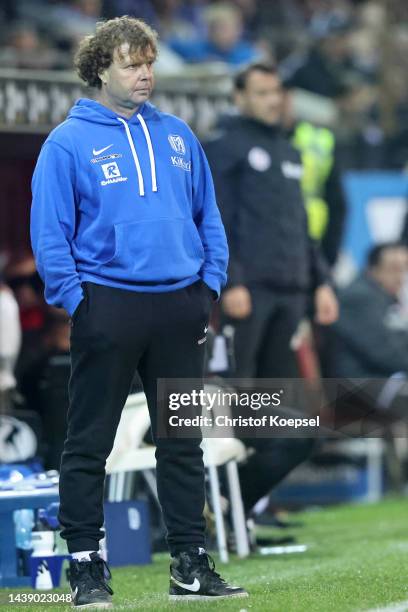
[105,390,250,562]
[106,393,156,504]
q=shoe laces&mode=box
[76,556,113,595]
[196,552,226,584]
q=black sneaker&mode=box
[169,547,248,601]
[69,552,113,609]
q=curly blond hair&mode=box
[74,16,158,89]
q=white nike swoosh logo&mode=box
[204,326,208,334]
[71,586,78,599]
[171,576,200,592]
[93,144,113,156]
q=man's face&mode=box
[235,71,284,126]
[208,14,242,51]
[100,43,156,110]
[371,247,408,297]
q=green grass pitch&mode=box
[2,497,408,611]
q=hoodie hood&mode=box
[68,98,158,125]
[69,98,158,195]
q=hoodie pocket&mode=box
[105,218,205,281]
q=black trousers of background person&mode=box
[229,286,307,380]
[58,280,212,555]
[224,286,315,513]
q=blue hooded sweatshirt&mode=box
[31,98,228,316]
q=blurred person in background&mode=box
[0,22,63,69]
[49,0,103,51]
[0,264,41,466]
[205,62,338,535]
[206,62,338,381]
[0,255,21,406]
[109,0,208,41]
[169,2,263,67]
[326,242,408,435]
[5,254,46,386]
[282,85,346,267]
[282,10,356,99]
[329,243,408,380]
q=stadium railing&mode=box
[0,67,234,137]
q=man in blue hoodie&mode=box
[31,16,247,607]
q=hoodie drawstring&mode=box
[137,113,158,192]
[116,116,157,196]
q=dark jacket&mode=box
[205,116,330,291]
[320,156,346,266]
[329,274,408,377]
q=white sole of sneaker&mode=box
[72,603,113,609]
[169,592,249,601]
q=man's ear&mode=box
[99,69,108,85]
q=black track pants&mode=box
[58,280,212,555]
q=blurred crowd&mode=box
[2,1,408,168]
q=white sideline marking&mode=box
[364,600,408,612]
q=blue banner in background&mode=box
[342,172,408,272]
